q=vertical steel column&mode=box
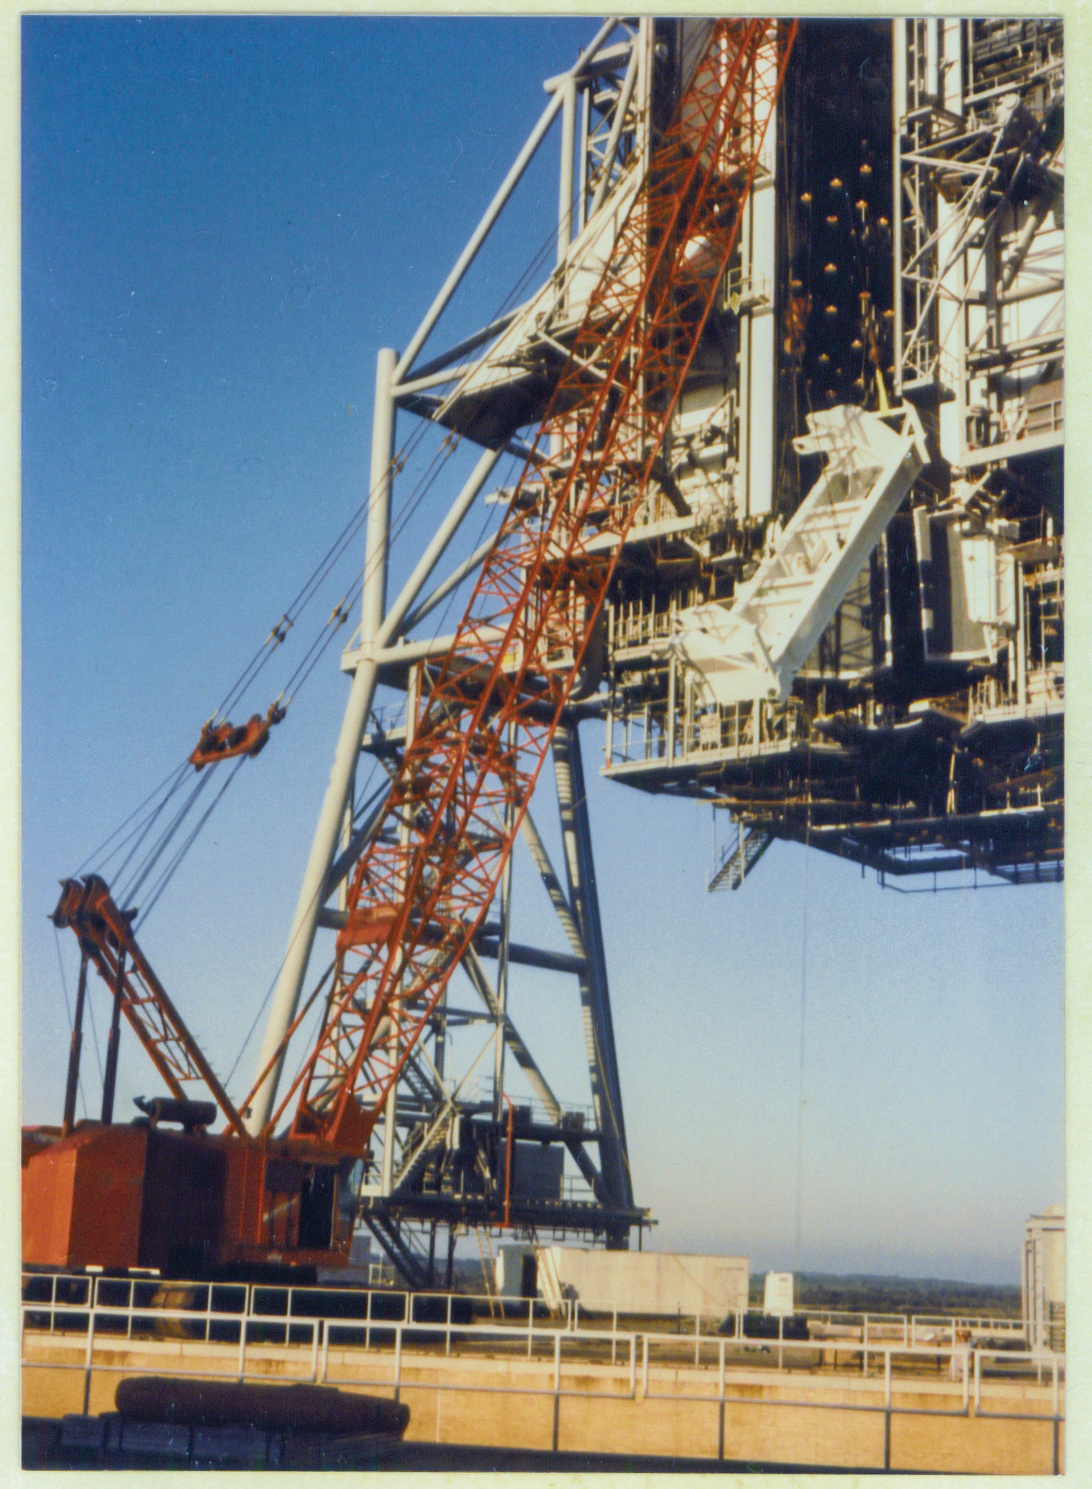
[557,77,577,266]
[493,732,516,1121]
[62,948,89,1133]
[588,42,641,219]
[336,779,355,917]
[551,721,633,1223]
[100,949,126,1123]
[249,435,500,1134]
[577,82,591,236]
[382,659,418,1195]
[247,347,397,1134]
[892,20,907,396]
[666,655,677,764]
[362,347,397,641]
[936,20,966,461]
[391,16,619,387]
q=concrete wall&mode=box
[545,1247,748,1318]
[22,1331,1063,1474]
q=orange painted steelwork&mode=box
[51,877,246,1135]
[22,1121,357,1274]
[31,879,360,1275]
[190,701,286,770]
[27,23,796,1279]
[258,20,797,1154]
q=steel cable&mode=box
[114,769,215,910]
[52,925,91,1117]
[136,755,250,924]
[103,763,207,891]
[221,766,387,1094]
[62,94,603,948]
[76,759,195,879]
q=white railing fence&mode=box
[22,1274,1063,1471]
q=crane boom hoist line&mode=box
[257,19,798,1153]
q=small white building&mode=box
[495,1243,540,1299]
[1023,1203,1064,1352]
[317,1231,373,1286]
[511,1246,748,1320]
[763,1271,794,1316]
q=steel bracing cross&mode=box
[257,19,797,1156]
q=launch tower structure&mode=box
[240,19,796,1283]
[243,18,1062,1285]
[604,19,1064,890]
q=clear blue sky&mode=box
[22,15,1065,1285]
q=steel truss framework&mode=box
[231,19,797,1277]
[598,18,1063,893]
[50,876,246,1136]
[39,19,1063,1292]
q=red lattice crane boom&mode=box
[51,876,246,1136]
[253,19,798,1152]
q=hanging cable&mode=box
[76,759,194,879]
[222,760,383,1093]
[89,767,194,881]
[111,766,215,898]
[68,102,596,925]
[73,427,454,901]
[205,410,454,734]
[224,963,287,1094]
[114,769,216,910]
[82,957,105,1091]
[280,586,363,705]
[793,737,813,1274]
[423,453,520,643]
[136,754,250,924]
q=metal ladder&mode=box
[474,1226,500,1318]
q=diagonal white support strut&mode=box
[665,403,927,707]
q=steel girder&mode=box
[263,22,798,1173]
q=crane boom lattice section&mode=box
[52,876,245,1134]
[269,19,797,1151]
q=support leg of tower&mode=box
[551,719,634,1240]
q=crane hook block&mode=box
[190,702,286,771]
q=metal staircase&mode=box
[475,1226,500,1317]
[361,1212,434,1291]
[709,822,774,892]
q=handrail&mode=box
[23,1284,1063,1471]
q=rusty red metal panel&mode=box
[22,1123,355,1274]
[22,1133,79,1268]
[22,1126,147,1270]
